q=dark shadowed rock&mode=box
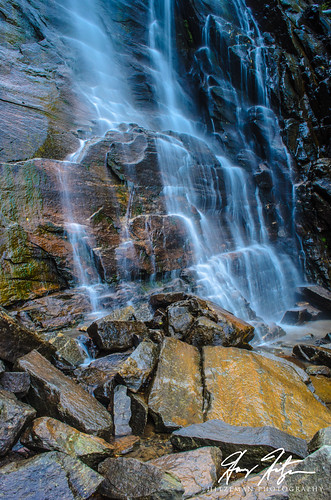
[171,420,307,467]
[74,351,131,403]
[293,344,331,368]
[87,316,149,352]
[16,350,113,439]
[0,451,104,499]
[0,389,36,457]
[149,292,190,309]
[113,385,148,438]
[281,308,311,325]
[113,385,132,437]
[117,340,159,392]
[21,417,114,468]
[308,426,331,454]
[148,338,203,431]
[0,372,30,397]
[98,457,184,499]
[286,446,331,500]
[297,285,331,312]
[149,447,222,498]
[0,307,55,363]
[0,361,5,374]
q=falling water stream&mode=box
[53,0,304,327]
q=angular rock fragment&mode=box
[113,385,148,437]
[308,426,331,454]
[49,333,87,367]
[98,457,184,499]
[0,372,30,397]
[0,360,5,374]
[113,435,140,456]
[171,420,307,466]
[21,417,114,467]
[149,292,190,309]
[306,365,331,377]
[203,346,331,439]
[0,307,55,363]
[286,446,331,499]
[148,338,204,431]
[0,451,105,499]
[186,317,228,347]
[74,351,131,403]
[149,447,222,498]
[16,350,113,439]
[87,315,148,352]
[0,389,36,456]
[113,385,132,437]
[297,285,331,312]
[293,344,331,368]
[117,340,159,392]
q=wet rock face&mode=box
[149,447,222,498]
[98,457,184,499]
[0,307,55,363]
[0,389,36,457]
[203,346,331,440]
[148,338,204,431]
[21,417,114,468]
[0,451,105,500]
[16,350,113,439]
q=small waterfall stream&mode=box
[52,0,303,326]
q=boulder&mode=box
[16,350,113,439]
[281,308,311,325]
[308,426,331,454]
[0,451,105,499]
[117,340,159,392]
[149,292,190,309]
[297,285,331,312]
[0,389,36,456]
[293,344,331,368]
[203,346,331,439]
[128,393,148,436]
[0,372,30,397]
[310,376,331,407]
[49,333,87,367]
[171,420,307,467]
[149,447,222,498]
[87,316,148,352]
[21,417,114,468]
[148,338,204,431]
[74,351,131,403]
[0,307,55,363]
[306,365,331,377]
[98,457,184,499]
[286,446,331,500]
[165,296,254,347]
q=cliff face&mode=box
[244,0,331,287]
[0,0,330,310]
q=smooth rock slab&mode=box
[117,340,159,392]
[148,338,204,431]
[308,426,331,453]
[0,389,36,456]
[149,447,222,498]
[286,446,331,500]
[16,350,113,439]
[0,451,104,499]
[21,417,115,468]
[171,420,307,467]
[203,346,331,440]
[0,307,55,363]
[98,457,184,499]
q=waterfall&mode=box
[51,0,302,325]
[147,0,301,322]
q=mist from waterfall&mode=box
[52,0,303,324]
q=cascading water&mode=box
[147,0,301,322]
[50,0,303,327]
